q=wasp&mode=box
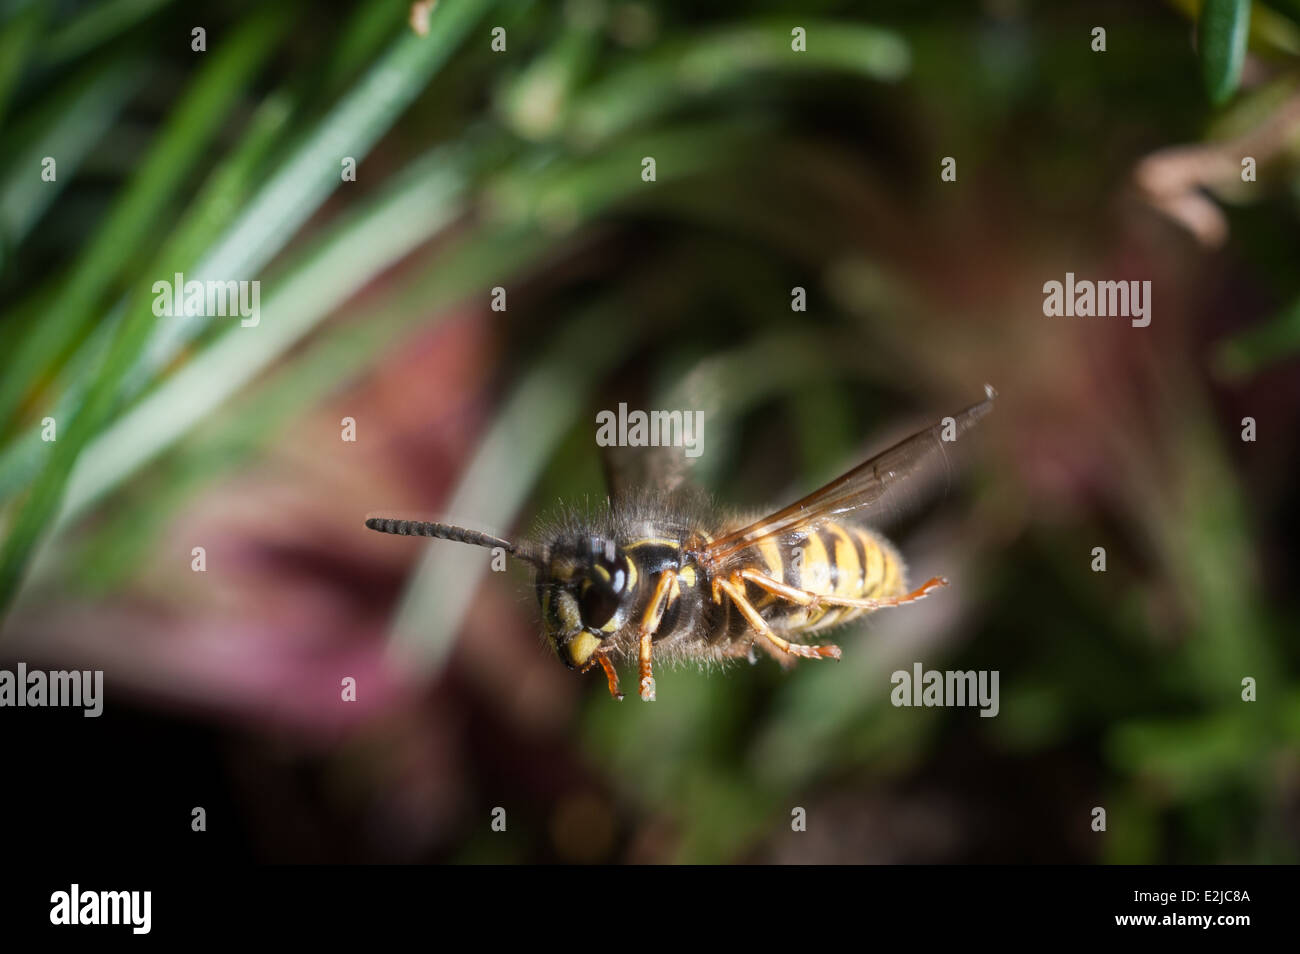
[366,386,995,701]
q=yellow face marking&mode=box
[677,564,696,588]
[625,558,638,590]
[556,590,582,631]
[592,564,611,583]
[567,631,602,667]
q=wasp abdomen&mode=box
[743,521,906,636]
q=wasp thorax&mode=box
[539,537,635,670]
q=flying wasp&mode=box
[366,386,995,702]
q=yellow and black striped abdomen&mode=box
[745,522,906,636]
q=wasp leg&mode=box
[716,577,842,660]
[637,569,679,702]
[739,567,947,612]
[581,652,624,701]
[728,636,798,670]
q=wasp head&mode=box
[537,535,634,670]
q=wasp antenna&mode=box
[951,384,997,434]
[509,540,545,567]
[364,516,543,566]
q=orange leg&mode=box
[637,570,678,702]
[716,577,842,661]
[581,652,624,701]
[721,633,798,669]
[739,567,947,612]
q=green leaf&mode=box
[1200,0,1252,105]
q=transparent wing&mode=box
[601,443,695,505]
[700,386,996,567]
[600,365,728,505]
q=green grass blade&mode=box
[0,5,291,432]
[0,92,291,502]
[0,0,45,124]
[566,20,909,146]
[0,57,142,257]
[38,0,175,67]
[0,6,290,615]
[193,0,497,289]
[52,148,470,532]
[1200,0,1252,105]
[66,223,557,590]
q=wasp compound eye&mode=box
[598,557,627,593]
[579,581,620,630]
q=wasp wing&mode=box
[601,442,697,507]
[599,367,729,507]
[699,386,996,568]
